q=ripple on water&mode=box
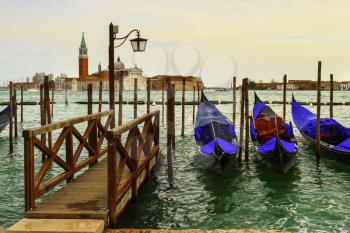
[1,90,350,231]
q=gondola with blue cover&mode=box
[194,92,239,161]
[250,93,298,173]
[292,95,350,163]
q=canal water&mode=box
[1,90,350,232]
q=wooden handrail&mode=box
[106,110,159,139]
[107,110,160,227]
[24,110,114,211]
[23,110,113,137]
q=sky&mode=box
[1,0,350,87]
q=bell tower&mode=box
[79,32,88,78]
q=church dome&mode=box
[114,57,125,70]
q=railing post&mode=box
[66,126,74,183]
[23,130,35,211]
[118,73,123,126]
[134,78,138,119]
[106,131,117,227]
[147,78,151,113]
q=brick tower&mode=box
[79,32,88,78]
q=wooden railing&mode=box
[23,110,114,211]
[106,110,160,226]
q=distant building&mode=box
[340,81,350,90]
[255,82,280,90]
[58,33,148,91]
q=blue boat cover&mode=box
[217,137,239,154]
[195,95,239,156]
[258,137,277,155]
[200,140,215,156]
[250,122,257,142]
[285,121,295,138]
[253,103,267,120]
[280,139,297,154]
[332,138,350,152]
[292,101,350,140]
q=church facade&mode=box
[57,33,148,91]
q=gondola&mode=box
[292,95,350,164]
[250,93,298,173]
[0,105,10,134]
[194,92,239,162]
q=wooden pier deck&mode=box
[22,109,160,227]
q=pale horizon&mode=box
[2,0,350,87]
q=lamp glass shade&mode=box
[130,37,147,52]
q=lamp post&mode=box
[108,23,147,128]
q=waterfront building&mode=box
[340,81,350,90]
[56,32,148,91]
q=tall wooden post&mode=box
[20,83,23,123]
[118,73,123,126]
[316,61,321,162]
[134,78,138,119]
[40,84,46,161]
[162,81,165,124]
[64,86,68,105]
[283,74,287,120]
[87,84,92,115]
[87,83,97,167]
[108,23,115,129]
[238,82,245,162]
[13,90,17,138]
[197,81,200,104]
[166,82,173,180]
[147,78,151,113]
[193,86,195,124]
[244,78,249,161]
[44,76,52,149]
[232,76,236,124]
[51,80,55,118]
[330,74,334,118]
[171,84,175,147]
[98,63,102,113]
[181,78,185,136]
[9,82,13,152]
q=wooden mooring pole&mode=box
[65,86,68,105]
[20,83,23,123]
[44,76,52,149]
[244,78,249,161]
[9,82,13,152]
[232,76,236,124]
[193,85,195,124]
[316,61,321,163]
[238,81,245,162]
[134,78,137,119]
[172,84,175,147]
[118,74,123,126]
[147,78,151,114]
[283,74,287,120]
[162,81,165,124]
[330,74,334,118]
[87,84,92,115]
[87,83,97,167]
[181,78,185,136]
[13,89,18,138]
[197,81,200,104]
[167,82,174,181]
[51,80,55,118]
[40,84,46,161]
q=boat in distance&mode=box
[194,92,239,162]
[250,93,298,173]
[292,95,350,164]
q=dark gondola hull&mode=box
[256,147,297,173]
[194,92,240,162]
[299,131,350,164]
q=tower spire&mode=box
[80,32,86,48]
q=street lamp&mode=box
[108,23,147,128]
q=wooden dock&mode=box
[22,109,160,227]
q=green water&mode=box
[1,90,350,232]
